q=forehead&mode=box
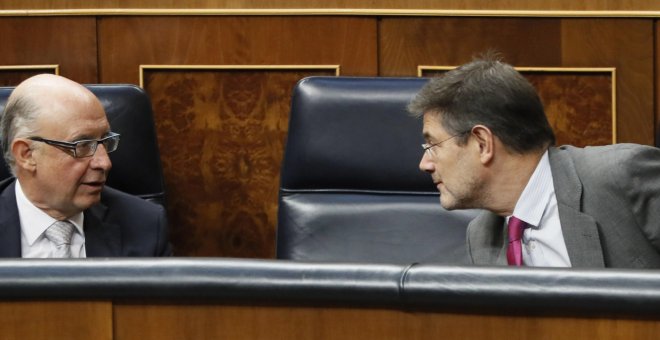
[422,112,450,140]
[35,94,109,138]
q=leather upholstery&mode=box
[0,85,166,206]
[277,77,480,264]
[1,258,659,316]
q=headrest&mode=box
[281,76,433,193]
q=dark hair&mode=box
[408,55,555,153]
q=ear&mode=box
[11,139,37,172]
[470,125,495,165]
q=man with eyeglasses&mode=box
[0,74,171,257]
[409,55,660,268]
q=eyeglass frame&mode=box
[421,130,471,158]
[28,132,121,158]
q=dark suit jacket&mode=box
[0,178,172,257]
[467,144,660,268]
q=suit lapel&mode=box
[468,212,508,265]
[0,179,22,257]
[84,202,121,257]
[549,148,605,267]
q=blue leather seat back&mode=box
[277,77,480,264]
[0,84,166,206]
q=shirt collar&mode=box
[511,150,555,228]
[15,180,84,246]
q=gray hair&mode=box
[408,55,555,153]
[0,94,41,175]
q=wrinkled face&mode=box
[419,113,482,210]
[29,95,112,218]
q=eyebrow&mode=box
[422,131,433,141]
[70,131,112,141]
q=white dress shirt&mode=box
[16,180,86,258]
[508,151,571,267]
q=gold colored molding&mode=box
[418,65,617,144]
[139,64,340,88]
[0,64,59,74]
[2,9,660,18]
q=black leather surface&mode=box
[281,77,431,191]
[402,264,660,314]
[1,258,659,316]
[0,85,166,206]
[279,193,478,264]
[277,77,480,264]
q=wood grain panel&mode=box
[144,68,335,257]
[379,18,563,76]
[98,16,376,257]
[422,68,614,146]
[3,0,660,11]
[98,16,377,84]
[559,19,653,145]
[0,301,112,340]
[526,72,613,146]
[0,66,58,87]
[381,17,654,145]
[656,21,660,147]
[113,302,660,339]
[0,17,98,83]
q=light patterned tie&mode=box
[507,216,529,266]
[45,220,75,258]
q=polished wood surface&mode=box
[559,19,653,146]
[0,301,112,340]
[98,16,376,256]
[113,302,660,339]
[2,0,660,11]
[0,68,57,87]
[0,17,98,84]
[656,23,660,147]
[97,16,377,84]
[144,69,335,256]
[526,72,613,146]
[380,17,654,145]
[6,299,658,339]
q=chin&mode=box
[439,197,457,211]
[76,195,102,211]
[440,195,469,211]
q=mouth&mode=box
[82,181,106,189]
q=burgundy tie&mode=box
[507,216,529,266]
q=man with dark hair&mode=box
[409,56,660,268]
[0,74,171,257]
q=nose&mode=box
[91,144,113,171]
[419,151,435,173]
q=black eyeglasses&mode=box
[28,132,120,158]
[421,131,470,158]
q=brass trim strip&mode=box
[418,65,617,144]
[138,64,341,87]
[2,8,660,18]
[0,64,59,74]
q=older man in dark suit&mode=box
[0,74,171,257]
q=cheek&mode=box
[48,160,90,185]
[434,153,456,174]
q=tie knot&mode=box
[507,216,529,242]
[45,220,75,246]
